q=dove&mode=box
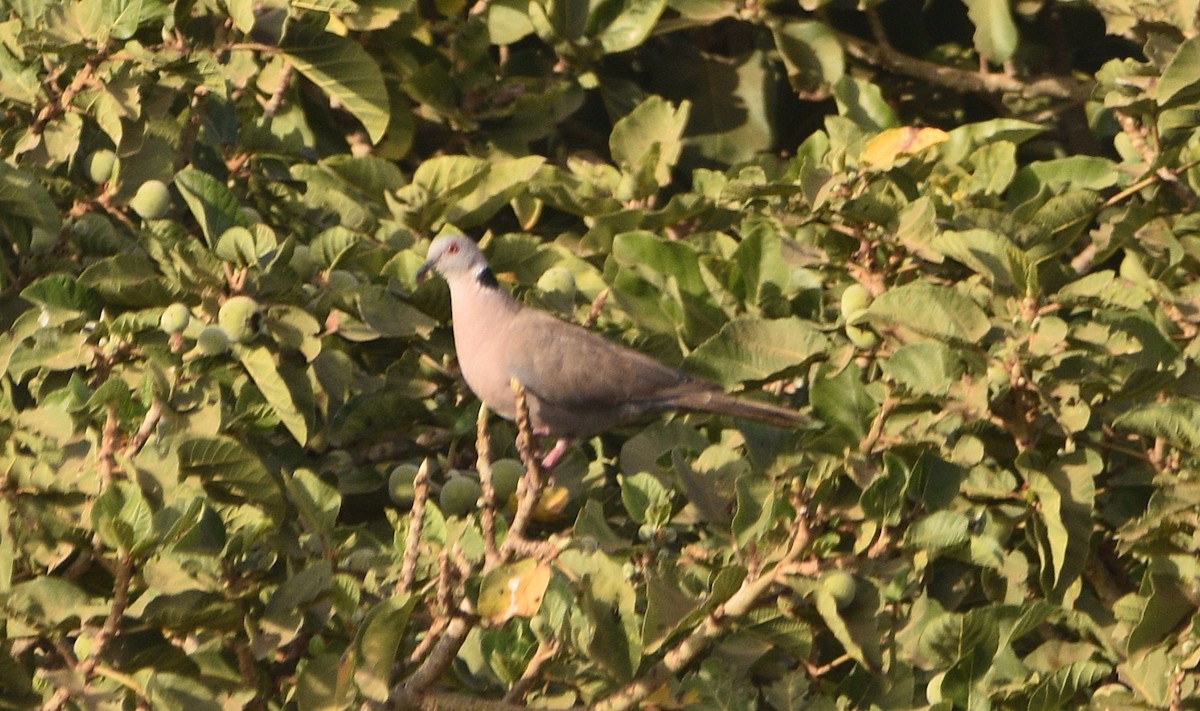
[417,233,803,468]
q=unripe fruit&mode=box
[840,283,872,323]
[388,463,420,507]
[218,295,262,343]
[159,303,191,334]
[819,570,857,610]
[440,475,482,517]
[537,267,576,296]
[537,267,577,313]
[489,459,524,504]
[129,180,171,219]
[87,149,117,184]
[196,325,230,355]
[845,324,880,349]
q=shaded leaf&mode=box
[281,19,390,143]
[685,317,826,386]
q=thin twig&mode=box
[477,405,501,568]
[583,289,608,330]
[501,379,543,559]
[98,404,120,484]
[122,399,163,459]
[397,458,433,596]
[263,60,294,119]
[41,551,135,711]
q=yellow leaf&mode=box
[860,126,950,170]
[477,559,552,625]
[533,485,571,521]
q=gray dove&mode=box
[417,233,803,467]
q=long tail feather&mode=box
[675,390,806,428]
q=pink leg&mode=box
[540,438,573,469]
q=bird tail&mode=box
[676,389,806,429]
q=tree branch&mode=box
[839,32,1094,102]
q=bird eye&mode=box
[448,242,459,254]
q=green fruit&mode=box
[489,459,524,504]
[388,463,420,507]
[159,303,191,334]
[196,325,230,355]
[840,283,872,322]
[86,149,117,184]
[218,295,262,343]
[537,267,576,296]
[845,324,879,349]
[129,180,171,219]
[819,570,857,610]
[440,475,482,517]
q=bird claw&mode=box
[540,438,572,470]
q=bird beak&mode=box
[416,259,435,283]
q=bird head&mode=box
[416,233,488,284]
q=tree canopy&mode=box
[2,0,1200,709]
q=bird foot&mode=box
[539,438,573,470]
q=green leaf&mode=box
[1122,574,1195,653]
[0,161,61,234]
[809,361,875,446]
[1113,398,1200,452]
[865,281,991,344]
[1157,34,1200,107]
[175,168,243,248]
[486,0,535,44]
[1024,190,1102,262]
[294,652,354,711]
[772,19,844,95]
[932,228,1036,294]
[610,96,689,195]
[881,341,961,396]
[92,480,155,554]
[596,0,666,54]
[5,578,107,631]
[1053,270,1151,310]
[178,436,285,520]
[684,317,826,387]
[731,475,775,548]
[20,274,103,316]
[237,344,314,446]
[619,471,672,526]
[963,0,1018,62]
[354,595,415,701]
[832,76,897,132]
[280,18,390,143]
[1019,449,1098,599]
[904,510,970,552]
[287,469,341,536]
[78,254,173,307]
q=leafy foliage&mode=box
[2,0,1200,709]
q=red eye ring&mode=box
[448,242,459,254]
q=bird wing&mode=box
[503,309,710,414]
